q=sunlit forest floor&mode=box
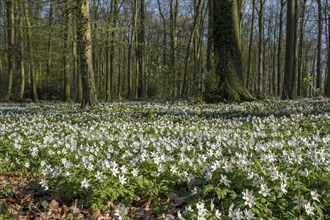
[1,100,330,219]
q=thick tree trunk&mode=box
[5,0,15,101]
[282,0,297,99]
[77,0,98,108]
[206,0,213,72]
[213,0,254,102]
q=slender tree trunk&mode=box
[137,0,146,98]
[246,0,255,90]
[127,0,138,99]
[24,0,38,101]
[156,0,167,66]
[277,0,284,96]
[19,1,25,99]
[297,0,306,97]
[282,0,297,99]
[46,0,53,79]
[182,0,205,97]
[170,0,179,97]
[77,0,98,107]
[63,1,71,102]
[317,0,323,92]
[326,0,330,97]
[5,0,15,101]
[257,0,264,96]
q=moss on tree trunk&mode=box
[213,0,254,102]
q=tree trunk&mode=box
[77,0,98,108]
[282,0,297,99]
[63,0,71,102]
[316,0,323,92]
[182,0,205,97]
[213,0,254,101]
[297,0,306,97]
[246,0,255,90]
[18,1,25,99]
[326,0,330,97]
[170,0,179,97]
[5,0,15,101]
[156,0,167,66]
[206,0,213,72]
[137,0,146,98]
[277,0,284,96]
[257,0,264,96]
[24,0,38,101]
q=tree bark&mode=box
[77,0,98,107]
[277,0,284,96]
[282,0,297,99]
[246,0,255,90]
[206,0,213,71]
[182,0,205,97]
[257,0,264,96]
[5,0,15,101]
[213,0,254,101]
[18,1,25,99]
[64,0,71,102]
[316,0,323,92]
[137,0,146,98]
[170,0,179,97]
[24,0,38,101]
[297,0,306,97]
[326,0,330,97]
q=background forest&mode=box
[0,0,330,103]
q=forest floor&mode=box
[1,100,330,219]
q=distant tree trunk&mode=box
[106,0,118,101]
[46,0,53,80]
[18,1,25,99]
[63,1,71,102]
[156,0,167,66]
[127,0,138,99]
[206,0,213,72]
[24,0,38,101]
[277,0,284,96]
[213,0,254,101]
[72,7,82,103]
[257,0,264,96]
[326,0,330,97]
[297,0,306,97]
[246,0,255,90]
[316,0,323,92]
[5,0,15,101]
[282,0,297,99]
[182,0,205,97]
[77,0,98,107]
[170,0,179,97]
[137,0,146,98]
